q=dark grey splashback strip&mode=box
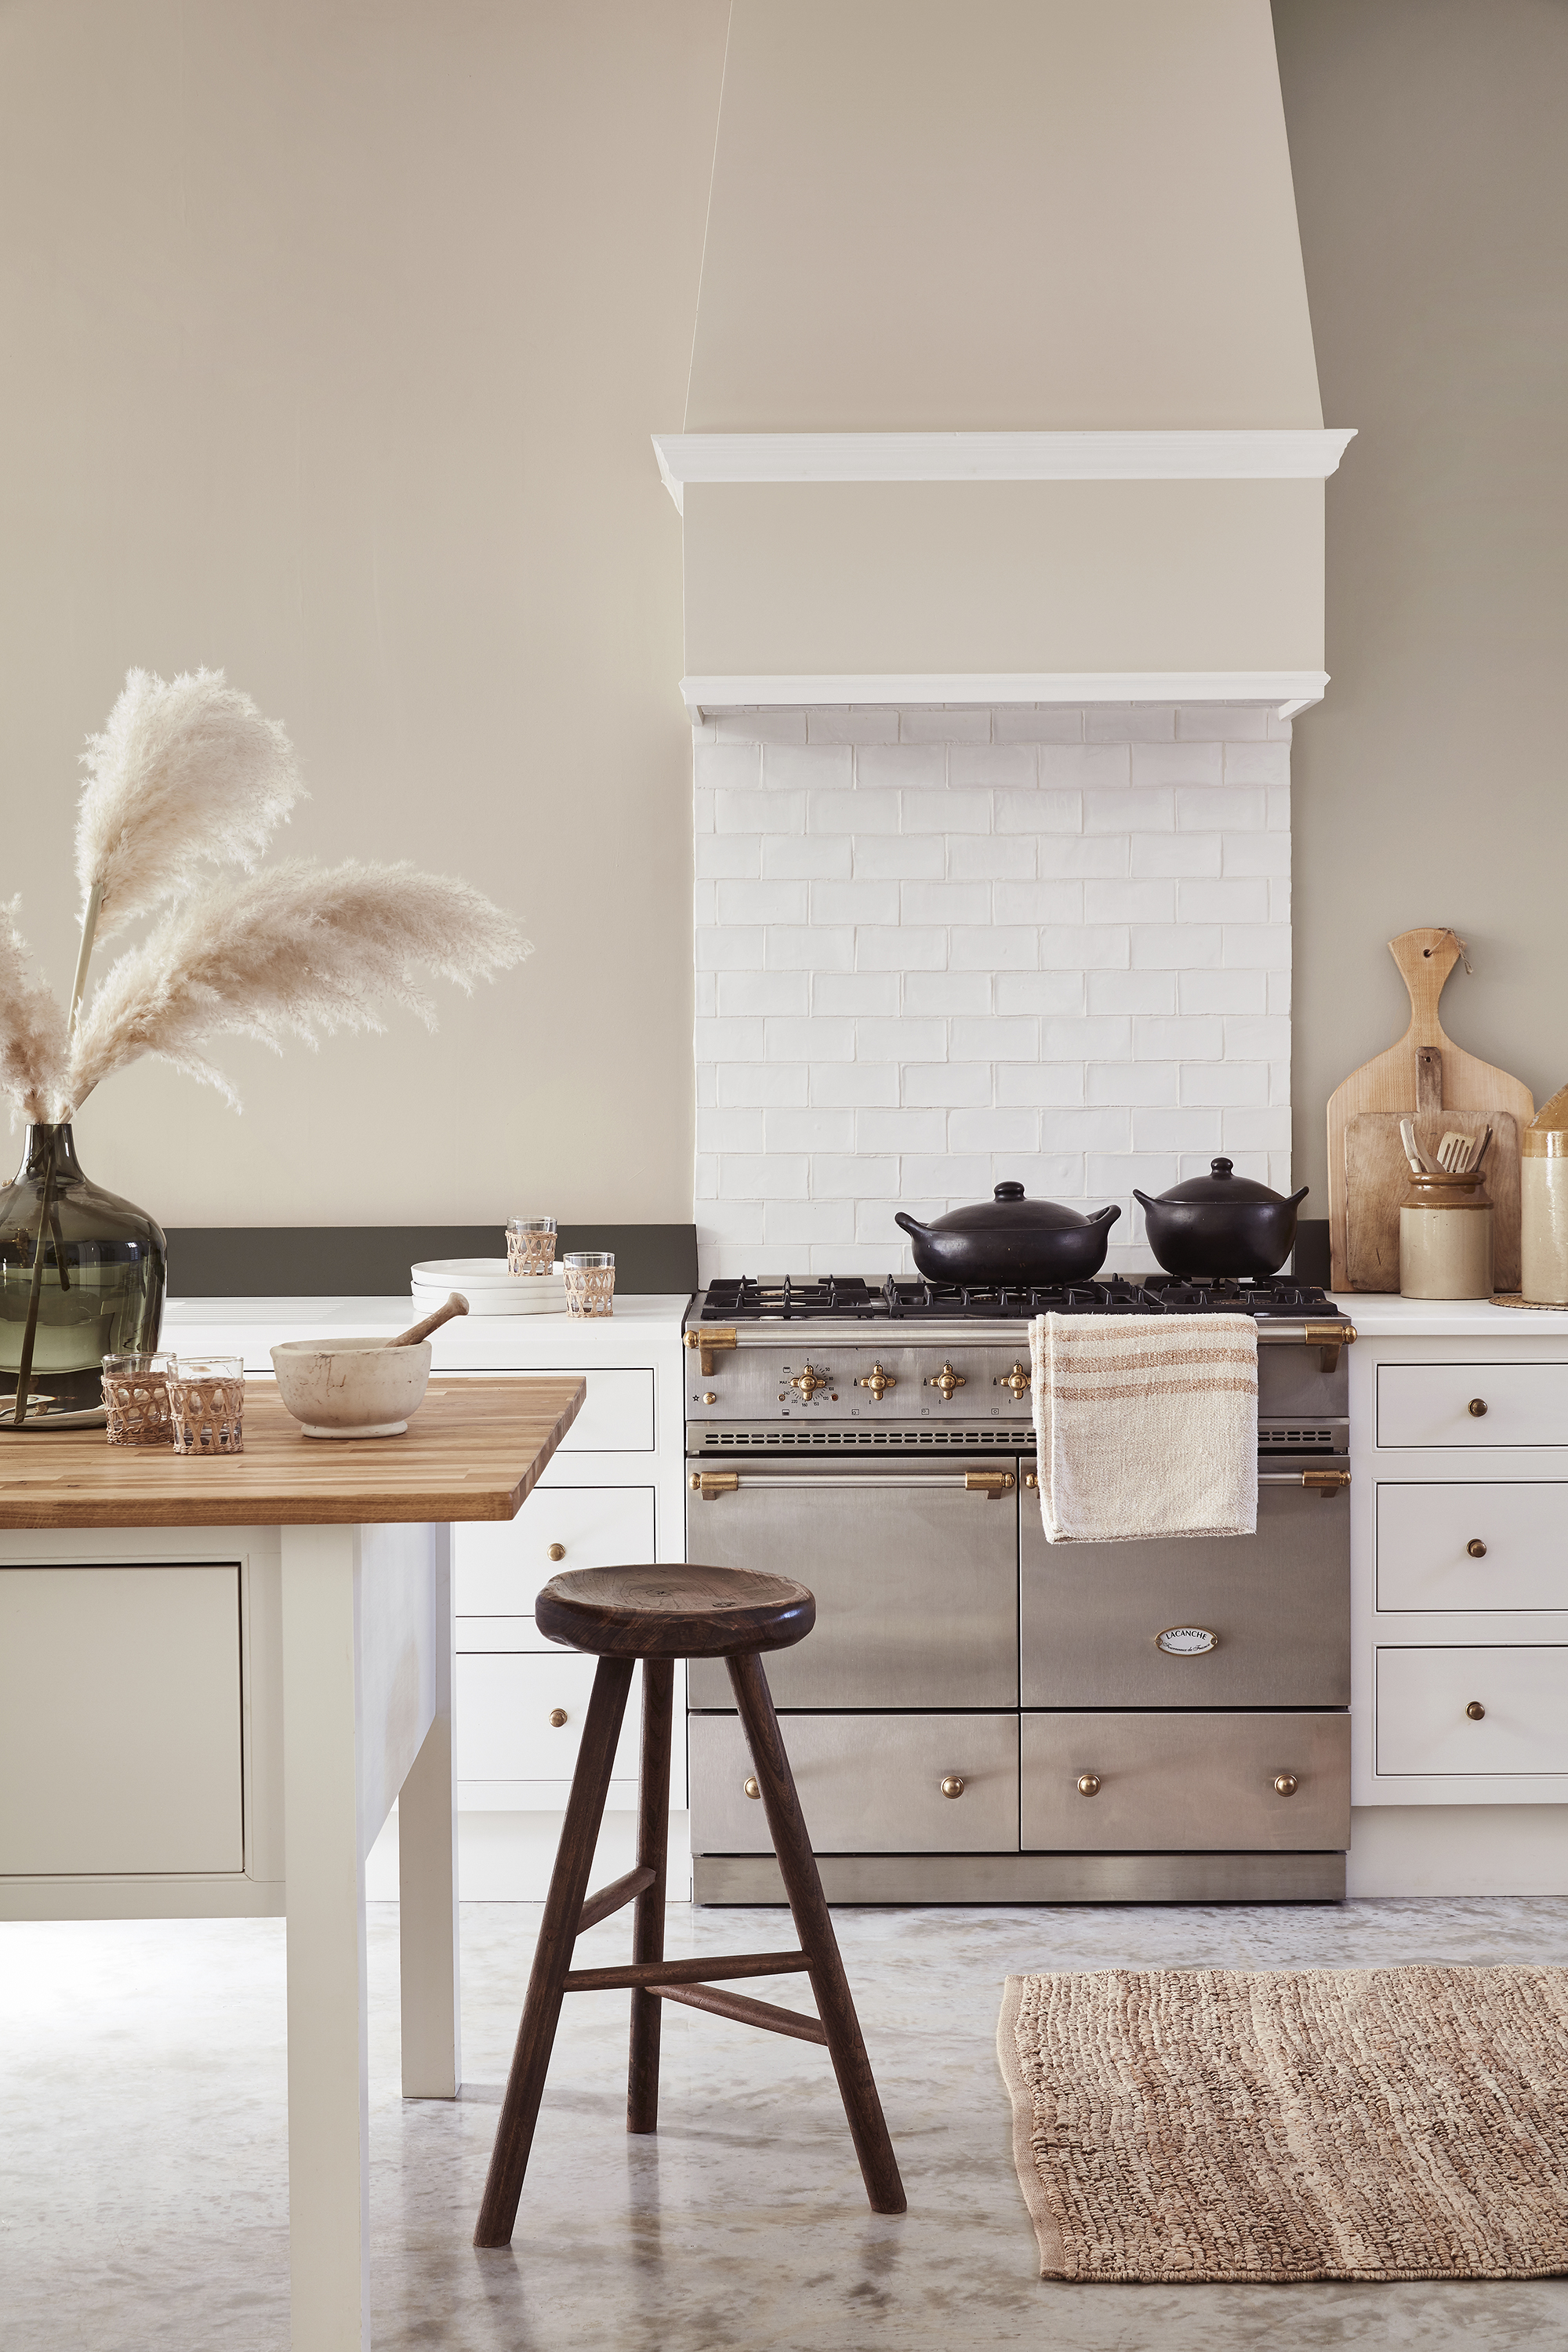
[164,1225,699,1299]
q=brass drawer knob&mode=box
[1273,1774,1299,1797]
[1466,1700,1486,1720]
[742,1776,761,1799]
[1468,1397,1488,1417]
[549,1708,568,1728]
[940,1775,966,1798]
[1467,1538,1487,1558]
[1076,1774,1102,1798]
[547,1542,566,1562]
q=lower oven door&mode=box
[686,1456,1019,1708]
[1022,1710,1350,1851]
[1021,1471,1350,1708]
[691,1711,1020,1853]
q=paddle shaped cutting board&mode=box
[1327,928,1534,1291]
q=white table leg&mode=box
[281,1524,371,2352]
[397,1526,460,2098]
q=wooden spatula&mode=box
[388,1292,469,1347]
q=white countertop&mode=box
[162,1294,690,1370]
[1330,1292,1568,1336]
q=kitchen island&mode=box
[0,1375,583,2352]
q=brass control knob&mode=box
[742,1777,761,1799]
[789,1364,830,1402]
[1273,1774,1299,1797]
[1466,1700,1486,1720]
[549,1708,568,1728]
[857,1363,896,1402]
[1467,1539,1487,1558]
[1076,1774,1102,1798]
[1468,1398,1488,1417]
[996,1362,1032,1401]
[926,1361,967,1402]
[547,1543,566,1562]
[940,1775,965,1799]
[700,1391,717,1405]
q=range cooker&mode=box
[683,1273,1356,1905]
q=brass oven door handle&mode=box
[691,1472,1014,1494]
[1260,1468,1352,1497]
[684,1327,738,1377]
[1257,1320,1358,1373]
[963,1469,1016,1498]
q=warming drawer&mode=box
[689,1711,1019,1853]
[1021,1711,1349,1852]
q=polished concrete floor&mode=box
[5,1896,1567,2350]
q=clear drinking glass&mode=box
[169,1356,245,1454]
[562,1250,615,1318]
[102,1351,174,1446]
[506,1216,557,1276]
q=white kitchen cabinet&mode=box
[1375,1646,1568,1776]
[456,1652,644,1799]
[455,1486,655,1618]
[1376,1360,1568,1449]
[1375,1482,1567,1613]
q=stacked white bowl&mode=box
[409,1257,568,1317]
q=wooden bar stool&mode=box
[473,1563,906,2245]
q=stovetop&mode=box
[692,1274,1345,1324]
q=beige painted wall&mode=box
[688,0,1321,432]
[0,0,728,1226]
[1275,0,1568,1206]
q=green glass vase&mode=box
[0,1124,165,1424]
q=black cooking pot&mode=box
[1133,1157,1309,1279]
[895,1184,1120,1286]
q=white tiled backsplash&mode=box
[694,703,1292,1283]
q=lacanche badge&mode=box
[1156,1625,1220,1656]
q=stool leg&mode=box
[726,1651,906,2216]
[474,1653,634,2248]
[627,1656,673,2134]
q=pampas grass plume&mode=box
[0,900,69,1124]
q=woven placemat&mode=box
[999,1965,1568,2282]
[1490,1293,1568,1309]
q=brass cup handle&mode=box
[940,1775,965,1799]
[1467,1539,1487,1558]
[742,1777,761,1799]
[549,1708,568,1728]
[1273,1774,1299,1797]
[1466,1700,1486,1720]
[1468,1398,1488,1417]
[1076,1774,1102,1798]
[547,1543,566,1562]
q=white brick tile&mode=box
[996,1063,1085,1107]
[696,926,766,971]
[1177,786,1266,832]
[1088,970,1176,1015]
[1129,919,1222,969]
[856,743,945,789]
[696,1109,763,1153]
[812,971,899,1016]
[1177,877,1271,924]
[1267,970,1292,1017]
[1130,831,1222,877]
[1039,926,1129,970]
[949,743,1036,786]
[1088,1062,1177,1105]
[714,710,806,745]
[1037,834,1129,877]
[951,925,1037,971]
[1179,1062,1270,1107]
[1221,831,1290,877]
[901,879,991,924]
[1224,1016,1291,1059]
[1085,879,1174,924]
[1221,742,1291,786]
[1086,787,1174,833]
[996,789,1081,833]
[1178,969,1267,1014]
[809,1064,900,1107]
[804,706,899,745]
[694,788,714,836]
[1269,1062,1291,1105]
[810,878,901,925]
[855,1016,949,1061]
[899,706,990,743]
[1133,1107,1223,1152]
[1222,1106,1293,1152]
[693,879,715,925]
[906,1062,993,1106]
[1089,1151,1181,1195]
[950,1108,1040,1152]
[695,742,761,790]
[1222,924,1291,970]
[1131,739,1222,785]
[809,789,900,834]
[902,1152,994,1196]
[718,971,808,1017]
[696,835,762,877]
[695,974,717,1018]
[904,971,991,1014]
[948,835,1036,880]
[1086,704,1175,743]
[1176,704,1269,741]
[851,836,946,879]
[855,926,947,971]
[861,1196,932,1245]
[1266,710,1294,741]
[994,973,1084,1016]
[764,1200,856,1244]
[719,1153,808,1199]
[717,1062,808,1107]
[1000,1153,1089,1196]
[764,743,851,791]
[1040,1107,1133,1150]
[717,787,802,835]
[1270,877,1291,923]
[901,789,992,835]
[695,1014,765,1062]
[764,1015,855,1062]
[949,1015,1039,1062]
[1044,1014,1133,1059]
[1133,1015,1224,1058]
[767,926,853,971]
[1267,784,1290,832]
[760,835,853,880]
[993,706,1085,743]
[993,880,1083,924]
[698,1202,764,1244]
[812,1152,899,1196]
[858,1108,949,1152]
[1041,742,1132,789]
[738,1244,815,1276]
[764,1107,856,1154]
[808,1242,896,1276]
[716,879,808,924]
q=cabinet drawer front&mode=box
[1376,1646,1568,1774]
[1022,1484,1349,1708]
[1377,1363,1568,1449]
[456,1651,641,1783]
[1021,1711,1348,1852]
[1376,1483,1568,1611]
[541,1368,653,1452]
[690,1712,1018,1854]
[454,1486,655,1616]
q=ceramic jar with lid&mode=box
[1399,1167,1494,1300]
[1521,1082,1568,1304]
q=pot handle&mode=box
[1288,1185,1311,1207]
[1087,1203,1123,1228]
[893,1210,927,1238]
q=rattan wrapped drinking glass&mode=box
[506,1216,557,1276]
[563,1250,615,1317]
[102,1352,174,1447]
[169,1356,245,1455]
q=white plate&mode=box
[412,1283,567,1319]
[410,1256,562,1288]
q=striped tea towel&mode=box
[1029,1312,1258,1542]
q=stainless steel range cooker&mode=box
[683,1274,1356,1905]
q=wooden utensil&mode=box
[388,1292,470,1347]
[1328,929,1534,1291]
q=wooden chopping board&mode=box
[1327,927,1534,1292]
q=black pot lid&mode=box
[923,1182,1101,1233]
[1145,1156,1291,1207]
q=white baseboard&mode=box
[1348,1806,1568,1897]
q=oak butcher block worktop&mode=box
[0,1375,585,1529]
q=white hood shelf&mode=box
[678,669,1330,723]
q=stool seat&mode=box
[535,1563,815,1659]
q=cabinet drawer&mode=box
[1377,1363,1568,1449]
[543,1368,654,1452]
[1376,1483,1568,1611]
[689,1712,1018,1854]
[454,1486,655,1615]
[1376,1646,1568,1774]
[1021,1711,1348,1852]
[456,1652,642,1784]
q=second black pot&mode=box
[1133,1157,1309,1279]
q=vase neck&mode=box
[19,1123,85,1184]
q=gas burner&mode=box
[694,1272,1344,1323]
[698,1275,883,1322]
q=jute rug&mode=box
[998,1965,1568,2282]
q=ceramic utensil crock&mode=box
[1399,1167,1494,1299]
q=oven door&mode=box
[686,1456,1020,1708]
[1020,1469,1350,1708]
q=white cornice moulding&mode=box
[653,430,1356,511]
[681,673,1331,722]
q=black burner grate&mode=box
[695,1273,1341,1323]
